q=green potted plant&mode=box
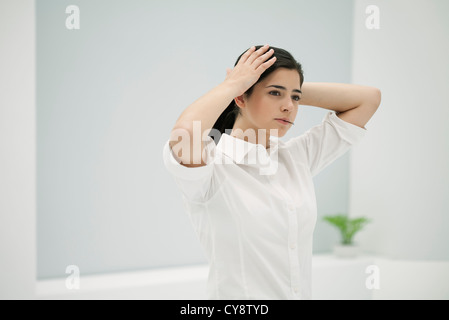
[323,214,371,258]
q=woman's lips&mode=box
[275,119,293,125]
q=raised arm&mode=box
[169,45,277,167]
[299,82,381,129]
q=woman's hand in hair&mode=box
[223,45,276,97]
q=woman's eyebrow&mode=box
[265,85,302,94]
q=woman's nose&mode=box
[282,98,294,111]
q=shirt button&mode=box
[293,287,299,294]
[288,204,295,211]
[290,243,296,249]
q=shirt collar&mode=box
[217,133,284,168]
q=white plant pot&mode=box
[333,243,359,258]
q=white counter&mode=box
[36,253,449,300]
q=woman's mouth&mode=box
[275,119,293,125]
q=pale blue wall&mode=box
[351,0,449,260]
[37,0,355,278]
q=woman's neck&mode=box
[230,118,271,149]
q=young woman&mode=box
[163,45,381,299]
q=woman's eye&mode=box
[269,91,301,101]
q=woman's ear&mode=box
[234,95,245,109]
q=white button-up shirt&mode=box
[162,111,366,299]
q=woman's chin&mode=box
[269,128,287,138]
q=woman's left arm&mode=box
[299,82,381,129]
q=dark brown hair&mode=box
[209,45,304,143]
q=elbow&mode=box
[359,87,381,111]
[171,121,198,139]
[369,87,382,109]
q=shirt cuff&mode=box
[162,137,215,181]
[327,111,367,145]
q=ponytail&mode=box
[208,101,240,143]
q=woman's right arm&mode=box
[169,45,276,167]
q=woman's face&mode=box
[235,68,302,138]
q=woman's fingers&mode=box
[223,45,276,95]
[238,46,256,64]
[246,45,271,65]
[256,55,276,73]
[255,48,274,66]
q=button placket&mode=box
[287,202,300,294]
[266,174,301,296]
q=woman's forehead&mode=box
[259,69,301,88]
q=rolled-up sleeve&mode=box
[286,111,367,177]
[162,135,217,202]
